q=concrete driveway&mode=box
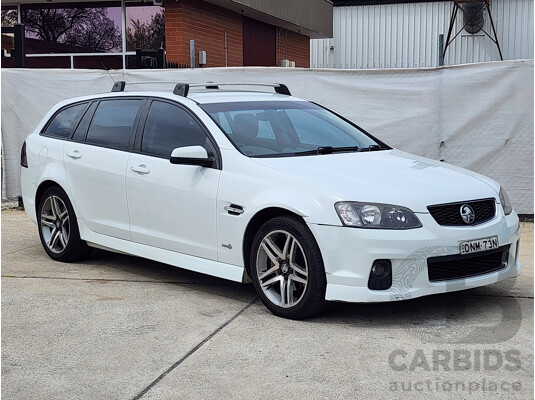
[2,209,533,399]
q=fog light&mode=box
[368,260,392,290]
[371,263,386,276]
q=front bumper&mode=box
[309,211,521,303]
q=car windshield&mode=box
[200,101,385,157]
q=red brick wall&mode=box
[163,1,184,64]
[276,29,310,68]
[165,0,243,67]
[164,0,310,68]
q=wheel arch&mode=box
[242,207,306,277]
[35,180,69,215]
[34,179,92,262]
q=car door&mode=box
[64,98,144,240]
[126,99,221,260]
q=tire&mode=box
[37,186,92,262]
[250,216,327,319]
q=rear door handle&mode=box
[131,164,150,174]
[67,150,82,159]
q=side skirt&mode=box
[78,219,245,283]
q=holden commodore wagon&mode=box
[20,82,521,319]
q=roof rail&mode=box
[111,81,291,96]
[172,83,291,96]
[110,81,182,92]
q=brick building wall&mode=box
[165,0,243,67]
[164,0,310,68]
[276,29,310,68]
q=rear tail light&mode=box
[20,141,28,168]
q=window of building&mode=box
[2,5,18,67]
[125,3,164,51]
[21,2,122,54]
[1,5,17,27]
[2,2,165,69]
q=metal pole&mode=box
[13,23,25,68]
[443,4,458,60]
[485,0,503,60]
[224,32,228,67]
[157,48,164,69]
[285,29,287,60]
[135,48,141,68]
[277,27,280,65]
[438,34,444,66]
[190,40,195,68]
[121,0,126,69]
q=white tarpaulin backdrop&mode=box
[2,60,533,213]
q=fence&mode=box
[1,60,533,213]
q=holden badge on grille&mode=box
[460,204,475,224]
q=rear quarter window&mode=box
[42,103,86,139]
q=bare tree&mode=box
[64,11,121,52]
[22,7,121,52]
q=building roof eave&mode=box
[204,0,333,39]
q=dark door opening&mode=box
[243,17,276,66]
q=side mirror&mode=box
[170,146,215,167]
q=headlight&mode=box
[499,187,513,215]
[335,202,422,229]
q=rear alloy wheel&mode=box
[40,194,70,254]
[250,216,327,319]
[38,187,91,262]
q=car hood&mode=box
[251,149,500,213]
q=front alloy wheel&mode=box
[250,216,327,319]
[256,230,308,308]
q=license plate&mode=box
[460,236,499,255]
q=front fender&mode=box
[215,154,341,267]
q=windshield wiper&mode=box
[293,146,360,156]
[358,144,386,152]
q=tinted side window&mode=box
[72,102,97,142]
[86,99,142,150]
[43,103,85,138]
[142,101,207,158]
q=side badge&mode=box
[221,243,232,249]
[224,205,244,216]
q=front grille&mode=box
[427,198,496,226]
[427,245,509,282]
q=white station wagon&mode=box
[20,82,521,319]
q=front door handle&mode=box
[131,164,150,174]
[67,150,82,159]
